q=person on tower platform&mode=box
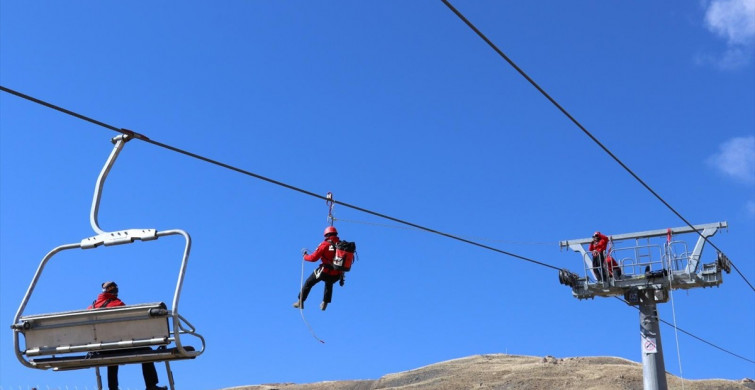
[589,231,609,282]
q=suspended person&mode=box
[293,226,345,311]
[88,281,168,390]
[589,231,609,282]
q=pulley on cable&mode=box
[322,192,356,273]
[326,192,335,226]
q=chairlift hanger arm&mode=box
[90,134,133,235]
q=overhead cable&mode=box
[0,85,559,272]
[1,85,752,366]
[439,0,754,293]
[614,297,755,365]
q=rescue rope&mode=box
[298,255,325,344]
[666,229,685,389]
[668,288,686,389]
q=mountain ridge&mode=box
[223,354,754,390]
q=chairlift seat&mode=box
[13,302,200,371]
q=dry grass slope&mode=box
[225,354,755,390]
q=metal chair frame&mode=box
[11,135,205,390]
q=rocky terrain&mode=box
[224,354,754,390]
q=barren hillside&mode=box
[224,354,754,390]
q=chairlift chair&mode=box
[10,134,205,390]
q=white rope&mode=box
[668,288,685,389]
[298,255,325,344]
[665,238,685,389]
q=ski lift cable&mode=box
[2,84,749,289]
[438,0,754,293]
[662,319,755,365]
[0,85,559,270]
[1,85,753,365]
[145,137,560,269]
[161,139,565,270]
[333,217,556,246]
[613,297,755,365]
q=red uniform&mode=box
[296,231,344,309]
[589,233,609,253]
[88,292,125,309]
[88,286,165,390]
[304,237,342,276]
[589,232,610,282]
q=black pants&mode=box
[106,362,159,390]
[299,268,341,304]
[592,251,606,282]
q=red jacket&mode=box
[589,233,609,253]
[88,292,125,309]
[304,237,342,276]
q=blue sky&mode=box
[1,1,754,389]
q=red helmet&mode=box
[593,231,601,237]
[324,226,338,237]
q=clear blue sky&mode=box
[2,1,754,389]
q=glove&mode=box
[339,275,345,287]
[301,248,308,256]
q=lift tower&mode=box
[558,222,730,390]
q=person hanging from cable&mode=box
[589,231,609,282]
[293,226,346,311]
[88,281,168,390]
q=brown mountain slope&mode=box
[224,354,754,390]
